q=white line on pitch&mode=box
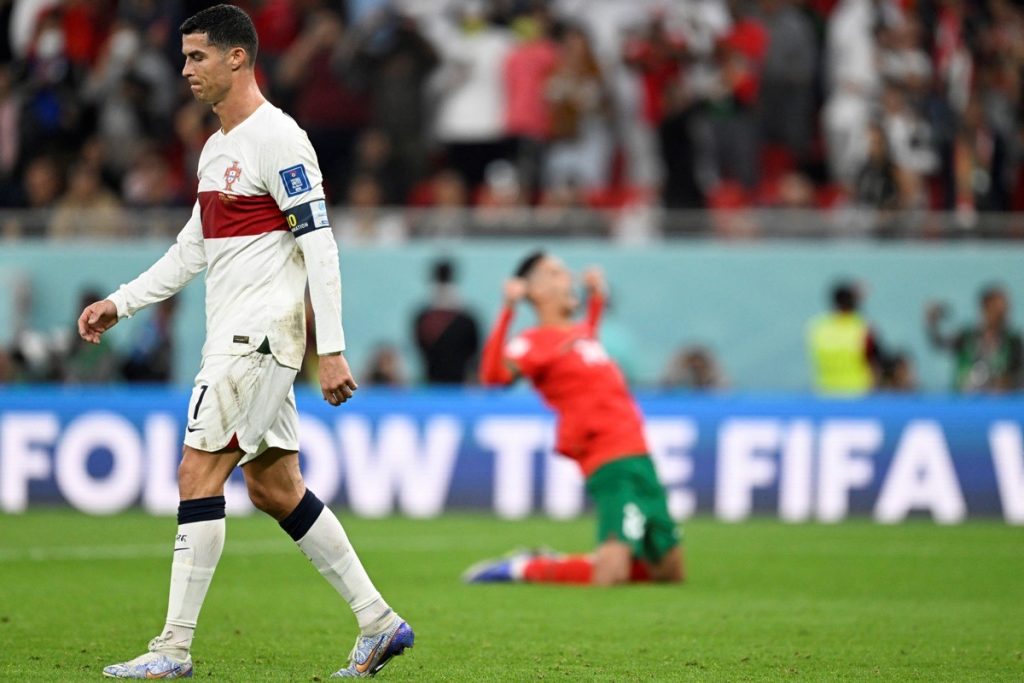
[0,535,471,563]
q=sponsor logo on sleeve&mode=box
[310,199,329,228]
[279,164,311,197]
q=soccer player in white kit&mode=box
[77,5,413,679]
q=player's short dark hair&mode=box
[432,258,455,285]
[831,281,858,312]
[515,250,546,279]
[980,284,1006,307]
[180,4,259,66]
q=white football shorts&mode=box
[183,349,299,464]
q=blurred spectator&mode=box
[349,9,438,197]
[0,65,22,200]
[172,102,215,201]
[807,281,882,396]
[880,84,938,210]
[879,350,917,392]
[926,286,1023,393]
[657,82,703,209]
[410,168,471,237]
[21,155,63,208]
[622,11,687,132]
[351,128,404,205]
[853,125,899,211]
[412,258,480,384]
[502,9,558,193]
[364,342,406,386]
[3,155,62,237]
[823,0,885,184]
[710,0,768,191]
[274,6,369,201]
[622,10,688,188]
[336,173,406,246]
[474,159,530,232]
[953,97,1002,225]
[122,145,183,207]
[544,24,612,191]
[662,344,728,391]
[82,19,178,168]
[121,297,177,383]
[758,0,817,161]
[427,2,513,188]
[59,287,119,384]
[535,177,608,235]
[49,162,122,239]
[849,124,900,234]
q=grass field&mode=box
[0,512,1021,681]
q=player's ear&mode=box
[228,46,248,70]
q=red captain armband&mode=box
[285,199,331,237]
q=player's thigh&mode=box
[587,461,648,554]
[178,444,244,500]
[592,540,634,586]
[241,448,305,520]
[184,354,261,453]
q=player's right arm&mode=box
[479,279,526,386]
[78,203,206,344]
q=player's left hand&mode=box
[319,353,358,406]
[583,267,606,296]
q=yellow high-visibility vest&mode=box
[807,313,872,395]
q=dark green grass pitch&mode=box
[0,512,1021,681]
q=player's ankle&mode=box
[358,605,398,636]
[156,625,194,659]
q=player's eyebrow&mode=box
[183,49,207,59]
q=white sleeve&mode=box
[106,202,207,319]
[260,125,326,211]
[261,124,345,354]
[296,229,346,354]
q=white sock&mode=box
[296,509,395,635]
[159,517,225,655]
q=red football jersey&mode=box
[505,320,650,477]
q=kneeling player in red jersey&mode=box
[464,251,685,586]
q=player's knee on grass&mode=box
[592,540,633,586]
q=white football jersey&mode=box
[108,102,344,370]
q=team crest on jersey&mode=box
[223,161,242,191]
[279,164,311,197]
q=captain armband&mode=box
[285,199,331,238]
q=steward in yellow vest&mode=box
[808,283,877,395]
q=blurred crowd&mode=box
[0,0,1022,240]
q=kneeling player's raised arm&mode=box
[106,202,208,321]
[480,279,528,386]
